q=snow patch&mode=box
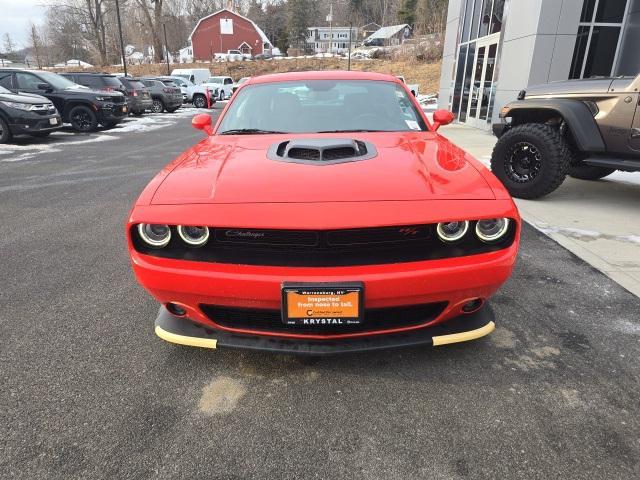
[533,222,640,245]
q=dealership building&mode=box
[438,0,640,130]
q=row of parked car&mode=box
[0,67,245,144]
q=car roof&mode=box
[246,70,402,86]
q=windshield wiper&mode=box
[219,128,285,135]
[316,129,388,133]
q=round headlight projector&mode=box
[437,221,469,242]
[177,225,210,246]
[138,223,171,247]
[476,218,510,242]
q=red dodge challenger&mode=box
[127,71,520,354]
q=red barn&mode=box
[189,8,273,61]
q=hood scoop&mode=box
[267,138,377,165]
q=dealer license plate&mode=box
[49,118,58,125]
[281,283,364,326]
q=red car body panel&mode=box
[127,71,520,348]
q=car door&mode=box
[224,77,233,96]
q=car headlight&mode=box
[475,218,510,243]
[138,223,171,247]
[436,221,469,242]
[1,100,35,111]
[177,225,209,246]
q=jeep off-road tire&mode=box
[491,123,571,199]
[568,164,615,180]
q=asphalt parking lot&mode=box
[1,109,640,479]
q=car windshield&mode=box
[161,80,177,86]
[36,71,80,90]
[103,76,123,87]
[207,77,226,84]
[217,80,428,134]
[128,80,146,89]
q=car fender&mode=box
[499,99,605,152]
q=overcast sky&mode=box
[0,0,47,50]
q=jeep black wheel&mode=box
[193,94,207,108]
[0,117,12,144]
[491,124,570,199]
[151,99,164,113]
[69,105,98,132]
[568,164,615,180]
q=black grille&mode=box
[200,302,448,335]
[132,222,517,267]
[288,148,320,160]
[111,96,125,104]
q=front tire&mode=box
[0,117,13,144]
[193,94,207,108]
[491,124,570,199]
[151,99,164,113]
[68,105,98,132]
[568,164,615,180]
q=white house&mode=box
[179,46,194,63]
[306,26,359,54]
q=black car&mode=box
[0,85,62,143]
[117,77,153,115]
[59,72,126,94]
[0,69,128,132]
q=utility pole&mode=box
[347,22,352,70]
[327,4,333,55]
[114,0,127,76]
[163,22,170,75]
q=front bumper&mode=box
[9,112,63,135]
[97,103,128,123]
[155,304,496,354]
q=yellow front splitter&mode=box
[154,306,497,354]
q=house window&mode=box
[569,0,629,78]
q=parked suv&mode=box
[492,73,640,198]
[159,76,216,108]
[117,77,153,115]
[0,85,62,143]
[0,69,127,132]
[59,72,126,94]
[140,78,182,113]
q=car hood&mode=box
[150,132,495,205]
[525,78,614,97]
[0,91,50,104]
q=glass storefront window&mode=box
[570,0,628,78]
[584,26,621,77]
[596,0,627,23]
[490,0,505,34]
[479,0,492,38]
[459,43,476,122]
[452,44,468,118]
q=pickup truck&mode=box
[202,76,235,100]
[396,76,419,97]
[214,50,250,62]
[162,76,217,108]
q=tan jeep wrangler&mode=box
[492,74,640,199]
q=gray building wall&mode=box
[438,0,614,128]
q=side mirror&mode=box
[37,83,51,92]
[432,109,455,131]
[192,113,213,135]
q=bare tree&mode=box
[28,21,44,68]
[136,0,166,62]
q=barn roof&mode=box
[189,8,273,47]
[366,24,411,40]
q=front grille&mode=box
[200,302,448,335]
[32,104,56,116]
[132,222,517,267]
[111,96,125,104]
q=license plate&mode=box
[281,283,364,326]
[49,118,58,125]
[122,106,128,113]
